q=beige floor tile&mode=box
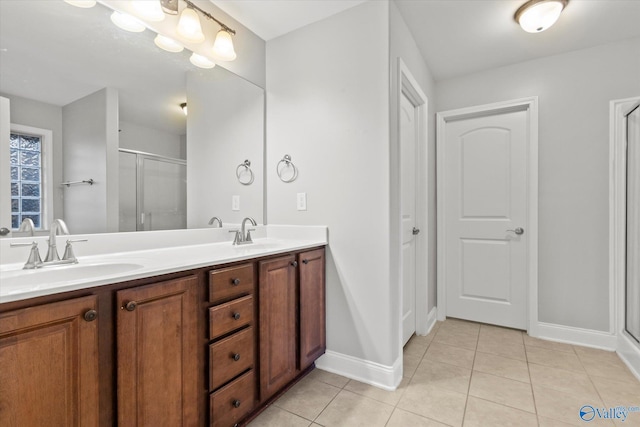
[526,346,586,373]
[479,324,524,346]
[468,371,535,413]
[386,408,449,427]
[343,377,409,406]
[473,351,530,383]
[573,345,621,364]
[403,335,430,359]
[433,327,479,350]
[581,357,638,384]
[248,405,312,427]
[397,382,467,427]
[412,359,471,394]
[463,396,538,427]
[440,318,481,334]
[476,337,527,361]
[590,375,640,407]
[314,389,393,427]
[538,416,580,426]
[533,384,612,426]
[424,342,476,369]
[403,353,422,378]
[305,369,349,389]
[528,363,600,401]
[274,377,340,421]
[523,335,576,353]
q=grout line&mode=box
[460,321,481,427]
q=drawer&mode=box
[210,370,255,427]
[209,264,254,303]
[209,295,254,340]
[210,327,254,391]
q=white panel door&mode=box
[401,92,417,344]
[0,97,11,237]
[443,109,528,329]
[626,105,640,341]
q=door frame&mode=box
[436,97,539,333]
[396,59,429,340]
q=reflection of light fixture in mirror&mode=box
[111,11,146,33]
[64,0,96,8]
[154,34,184,53]
[132,1,165,22]
[160,0,179,15]
[190,53,216,69]
[177,7,205,43]
[180,103,188,116]
[515,0,568,33]
[212,29,237,61]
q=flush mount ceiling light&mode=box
[111,11,146,33]
[64,0,96,8]
[180,103,188,115]
[515,0,568,33]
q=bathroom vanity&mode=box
[0,227,326,427]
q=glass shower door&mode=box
[138,156,186,231]
[626,104,640,342]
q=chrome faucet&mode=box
[44,219,70,262]
[230,217,257,245]
[208,216,223,227]
[17,218,36,236]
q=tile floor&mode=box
[248,318,640,427]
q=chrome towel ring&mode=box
[277,154,298,183]
[236,159,254,185]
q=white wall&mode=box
[436,37,640,332]
[2,94,64,226]
[266,1,395,371]
[119,120,185,160]
[63,88,119,234]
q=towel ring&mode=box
[277,154,298,183]
[236,160,254,185]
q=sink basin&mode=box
[0,262,145,295]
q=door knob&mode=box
[412,227,420,235]
[0,227,10,236]
[507,227,524,235]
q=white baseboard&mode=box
[533,322,617,350]
[617,333,640,381]
[425,306,438,335]
[314,350,402,391]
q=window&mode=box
[9,125,53,230]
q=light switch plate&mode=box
[232,195,240,211]
[297,192,307,211]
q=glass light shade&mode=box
[177,8,205,43]
[64,0,96,8]
[189,53,216,69]
[110,11,146,33]
[516,0,566,33]
[154,34,184,53]
[211,29,237,61]
[132,1,165,22]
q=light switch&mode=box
[297,192,307,211]
[232,195,240,211]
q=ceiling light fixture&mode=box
[132,1,165,22]
[180,103,188,116]
[190,53,216,69]
[515,0,568,33]
[154,34,184,53]
[64,0,97,8]
[110,11,146,33]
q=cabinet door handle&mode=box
[83,309,98,322]
[291,261,298,268]
[124,301,137,312]
[232,353,240,361]
[231,278,241,286]
[233,399,241,408]
[232,312,241,320]
[302,259,309,264]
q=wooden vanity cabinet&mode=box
[298,248,326,370]
[0,295,100,427]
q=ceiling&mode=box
[212,0,640,81]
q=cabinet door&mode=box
[259,255,297,401]
[298,248,326,370]
[0,295,99,427]
[116,276,198,427]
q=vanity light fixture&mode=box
[64,0,96,8]
[212,29,236,61]
[189,53,216,69]
[132,1,165,22]
[110,11,146,33]
[154,34,184,52]
[515,0,568,33]
[177,6,205,43]
[180,103,188,115]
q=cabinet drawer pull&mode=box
[232,353,241,361]
[302,259,309,264]
[231,278,241,286]
[124,301,137,312]
[233,399,241,408]
[83,309,97,322]
[290,261,298,268]
[232,312,241,320]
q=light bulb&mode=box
[132,1,165,22]
[515,0,566,33]
[64,0,96,8]
[177,7,205,43]
[211,29,237,61]
[154,34,184,53]
[189,53,215,69]
[111,11,146,33]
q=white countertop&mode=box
[0,225,327,304]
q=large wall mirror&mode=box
[0,0,264,235]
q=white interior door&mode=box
[442,108,529,329]
[0,97,12,237]
[626,104,640,341]
[401,92,418,344]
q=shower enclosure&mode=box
[626,104,640,343]
[119,149,186,232]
